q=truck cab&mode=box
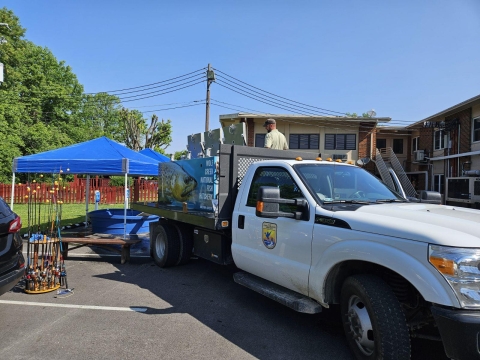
[232,158,480,360]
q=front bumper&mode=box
[431,305,480,360]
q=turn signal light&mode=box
[430,256,455,276]
[256,201,264,212]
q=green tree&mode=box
[174,150,188,160]
[0,8,84,181]
[72,92,123,143]
[0,7,175,183]
[121,109,173,152]
[345,112,374,118]
[145,115,172,152]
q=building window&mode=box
[412,137,419,152]
[474,117,480,142]
[325,134,356,150]
[433,174,445,194]
[393,139,404,154]
[376,138,386,149]
[434,130,445,150]
[289,134,319,149]
[255,134,266,148]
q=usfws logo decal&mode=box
[262,222,277,249]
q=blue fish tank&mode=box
[88,209,159,238]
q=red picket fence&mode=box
[0,180,158,204]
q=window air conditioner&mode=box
[414,150,425,162]
[332,154,348,161]
[446,177,480,204]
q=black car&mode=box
[0,196,24,296]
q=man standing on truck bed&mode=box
[264,118,288,150]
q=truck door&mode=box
[233,166,314,296]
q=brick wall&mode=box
[247,118,255,147]
[445,108,472,154]
[359,122,376,159]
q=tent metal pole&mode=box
[10,172,15,210]
[85,175,90,228]
[124,173,128,240]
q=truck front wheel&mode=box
[152,223,180,268]
[340,274,410,360]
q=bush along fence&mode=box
[0,178,158,204]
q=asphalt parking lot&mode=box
[0,241,448,360]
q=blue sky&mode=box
[3,0,480,153]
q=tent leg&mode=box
[85,175,90,228]
[124,173,128,240]
[10,172,15,210]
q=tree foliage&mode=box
[0,7,174,183]
[174,150,188,160]
[345,112,374,118]
[122,110,173,152]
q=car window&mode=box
[246,167,304,212]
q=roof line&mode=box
[407,93,480,128]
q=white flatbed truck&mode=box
[132,144,480,360]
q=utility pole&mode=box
[205,64,216,131]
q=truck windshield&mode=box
[294,163,405,204]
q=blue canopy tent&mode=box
[139,148,170,163]
[12,137,161,239]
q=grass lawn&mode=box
[13,203,125,236]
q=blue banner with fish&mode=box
[158,157,219,212]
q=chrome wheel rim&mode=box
[346,295,374,356]
[155,233,166,259]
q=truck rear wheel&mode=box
[171,223,193,266]
[340,274,410,360]
[152,223,180,268]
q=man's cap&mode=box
[263,118,276,126]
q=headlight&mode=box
[429,245,480,309]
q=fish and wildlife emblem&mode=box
[262,222,277,249]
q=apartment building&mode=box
[218,95,480,207]
[219,113,391,162]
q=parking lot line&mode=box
[0,300,147,312]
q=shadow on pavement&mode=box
[81,256,449,360]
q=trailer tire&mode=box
[152,223,180,268]
[340,274,410,360]
[172,224,193,266]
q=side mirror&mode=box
[255,186,308,220]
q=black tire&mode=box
[340,274,411,360]
[151,223,180,268]
[172,223,193,266]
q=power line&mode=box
[116,76,205,101]
[216,75,336,117]
[213,67,348,116]
[140,102,206,114]
[215,80,333,117]
[85,67,206,94]
[119,79,207,103]
[128,99,205,109]
[101,73,206,96]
